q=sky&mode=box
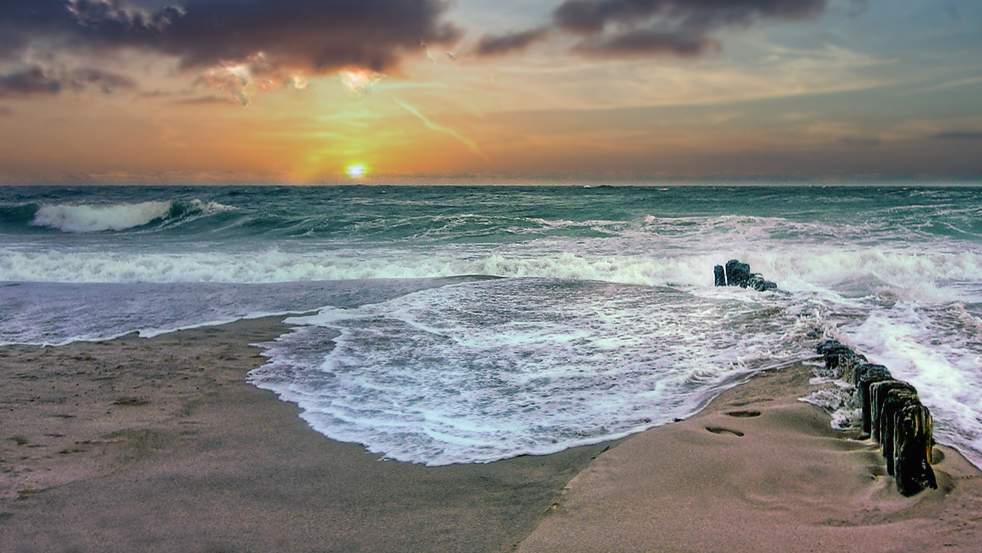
[0,0,980,183]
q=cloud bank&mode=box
[0,64,134,97]
[475,27,551,57]
[0,0,460,99]
[476,0,832,57]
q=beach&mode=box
[518,365,982,552]
[0,316,613,552]
[2,316,980,552]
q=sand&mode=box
[2,317,980,552]
[516,365,982,553]
[1,317,613,553]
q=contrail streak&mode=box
[396,99,488,159]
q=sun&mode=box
[346,164,366,179]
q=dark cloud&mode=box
[0,0,461,73]
[571,28,719,57]
[67,67,136,92]
[475,27,550,56]
[476,0,831,59]
[553,0,828,33]
[931,131,982,140]
[0,64,135,97]
[555,0,828,56]
[0,67,61,97]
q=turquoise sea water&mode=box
[3,184,981,467]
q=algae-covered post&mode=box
[713,259,777,291]
[881,389,921,476]
[894,404,938,496]
[814,339,939,497]
[856,364,893,436]
[871,380,918,443]
[816,340,867,380]
[714,265,726,287]
[725,259,752,287]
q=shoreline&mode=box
[516,363,982,552]
[2,316,980,552]
[1,316,615,552]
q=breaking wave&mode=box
[18,199,235,233]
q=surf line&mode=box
[711,259,936,497]
[814,339,937,496]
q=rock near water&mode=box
[713,259,777,291]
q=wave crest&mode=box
[31,201,174,233]
[28,199,234,233]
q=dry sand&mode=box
[2,317,980,552]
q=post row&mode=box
[816,339,938,497]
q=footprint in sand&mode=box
[724,410,761,418]
[706,426,745,437]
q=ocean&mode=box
[2,184,981,469]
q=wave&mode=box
[844,301,982,469]
[250,279,816,465]
[3,245,982,304]
[31,201,175,232]
[6,193,979,252]
[6,199,237,234]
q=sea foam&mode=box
[31,201,175,232]
[5,184,982,470]
[844,302,982,469]
[27,199,235,233]
[250,278,816,465]
[3,245,982,304]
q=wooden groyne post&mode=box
[816,339,938,496]
[709,262,938,496]
[713,259,777,292]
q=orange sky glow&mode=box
[1,1,981,183]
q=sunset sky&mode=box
[1,0,980,183]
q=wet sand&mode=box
[2,317,980,552]
[516,364,982,553]
[0,317,613,553]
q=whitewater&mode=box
[2,184,981,468]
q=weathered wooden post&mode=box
[856,364,893,436]
[870,380,917,443]
[820,343,850,373]
[748,274,777,292]
[893,403,938,496]
[815,339,842,355]
[811,338,938,497]
[714,259,776,291]
[724,259,752,288]
[853,362,888,387]
[879,389,920,475]
[835,351,867,382]
[821,345,850,378]
[817,341,866,380]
